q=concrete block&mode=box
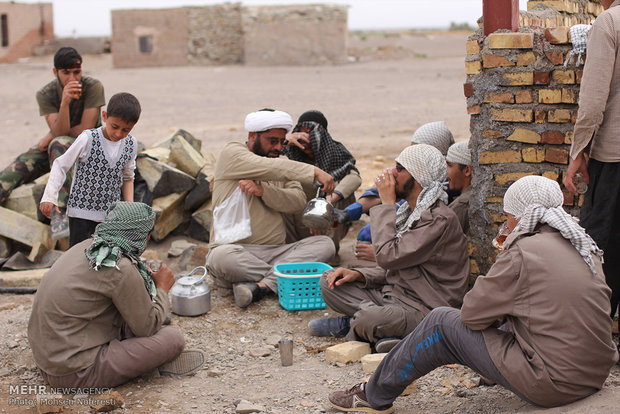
[5,182,45,221]
[522,147,546,163]
[502,72,534,86]
[517,51,536,66]
[479,150,522,164]
[0,207,52,249]
[545,27,570,44]
[547,109,572,123]
[169,134,207,178]
[482,54,515,68]
[465,60,482,75]
[546,147,568,164]
[515,90,533,103]
[483,92,514,103]
[185,162,215,211]
[361,352,387,373]
[495,172,534,185]
[325,341,371,364]
[0,268,47,287]
[152,192,189,241]
[490,108,533,123]
[136,156,196,198]
[186,199,213,242]
[153,129,202,153]
[552,70,575,84]
[542,131,564,144]
[465,40,480,55]
[507,128,541,144]
[538,89,562,104]
[489,32,534,49]
[141,147,171,163]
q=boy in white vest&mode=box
[40,92,140,246]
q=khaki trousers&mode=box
[206,235,335,293]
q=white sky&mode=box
[16,0,530,37]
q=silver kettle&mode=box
[169,266,211,316]
[302,187,334,231]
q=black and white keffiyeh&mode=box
[564,24,591,67]
[394,144,448,237]
[411,121,454,155]
[283,121,359,182]
[503,175,603,275]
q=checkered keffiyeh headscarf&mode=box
[283,121,359,182]
[564,24,591,67]
[503,175,603,275]
[446,141,471,166]
[411,121,455,155]
[85,201,158,297]
[394,144,448,237]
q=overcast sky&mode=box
[18,0,530,37]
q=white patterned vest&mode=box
[67,128,135,222]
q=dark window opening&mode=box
[139,35,152,54]
[1,14,8,47]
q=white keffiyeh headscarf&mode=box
[446,141,471,166]
[394,144,448,237]
[564,24,591,67]
[503,175,603,275]
[411,121,454,155]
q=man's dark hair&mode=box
[106,93,141,124]
[54,47,82,69]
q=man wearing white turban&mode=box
[206,109,336,308]
[446,140,472,233]
[309,144,469,353]
[328,175,618,413]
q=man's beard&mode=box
[252,138,280,158]
[395,177,416,200]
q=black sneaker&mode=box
[308,316,350,337]
[328,382,393,413]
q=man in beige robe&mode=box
[206,109,336,308]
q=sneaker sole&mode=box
[329,400,394,414]
[159,350,205,376]
[233,285,253,308]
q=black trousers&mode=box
[580,159,620,319]
[68,217,99,247]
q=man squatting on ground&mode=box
[206,109,337,308]
[0,47,105,238]
[28,202,204,388]
[445,140,472,233]
[329,175,619,413]
[309,144,469,352]
[564,0,620,332]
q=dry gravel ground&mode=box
[0,31,619,413]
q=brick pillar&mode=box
[483,0,519,36]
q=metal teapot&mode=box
[169,266,211,316]
[302,187,334,231]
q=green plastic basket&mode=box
[274,262,332,311]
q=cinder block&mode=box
[545,51,564,65]
[552,70,575,84]
[548,109,572,123]
[495,172,535,185]
[467,105,481,114]
[325,341,371,364]
[561,88,577,103]
[538,89,562,104]
[483,92,514,103]
[490,108,533,123]
[482,54,515,68]
[489,32,534,49]
[545,27,570,44]
[361,353,387,374]
[517,51,536,66]
[507,128,541,143]
[522,147,546,163]
[542,131,565,144]
[502,72,534,86]
[534,71,550,85]
[482,129,503,139]
[479,150,522,164]
[466,40,481,55]
[515,90,533,104]
[546,147,569,164]
[465,61,482,75]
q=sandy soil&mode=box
[0,31,618,413]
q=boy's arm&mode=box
[122,180,134,202]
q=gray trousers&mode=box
[206,235,335,293]
[365,307,532,408]
[320,276,426,343]
[39,326,185,388]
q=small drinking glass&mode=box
[492,222,511,250]
[573,173,588,195]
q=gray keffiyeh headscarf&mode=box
[394,144,448,237]
[503,175,603,275]
[85,201,158,297]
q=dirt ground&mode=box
[0,31,618,413]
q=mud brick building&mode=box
[0,2,53,63]
[465,0,603,274]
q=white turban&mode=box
[411,121,454,155]
[503,175,603,275]
[446,141,471,166]
[394,144,448,237]
[244,109,293,133]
